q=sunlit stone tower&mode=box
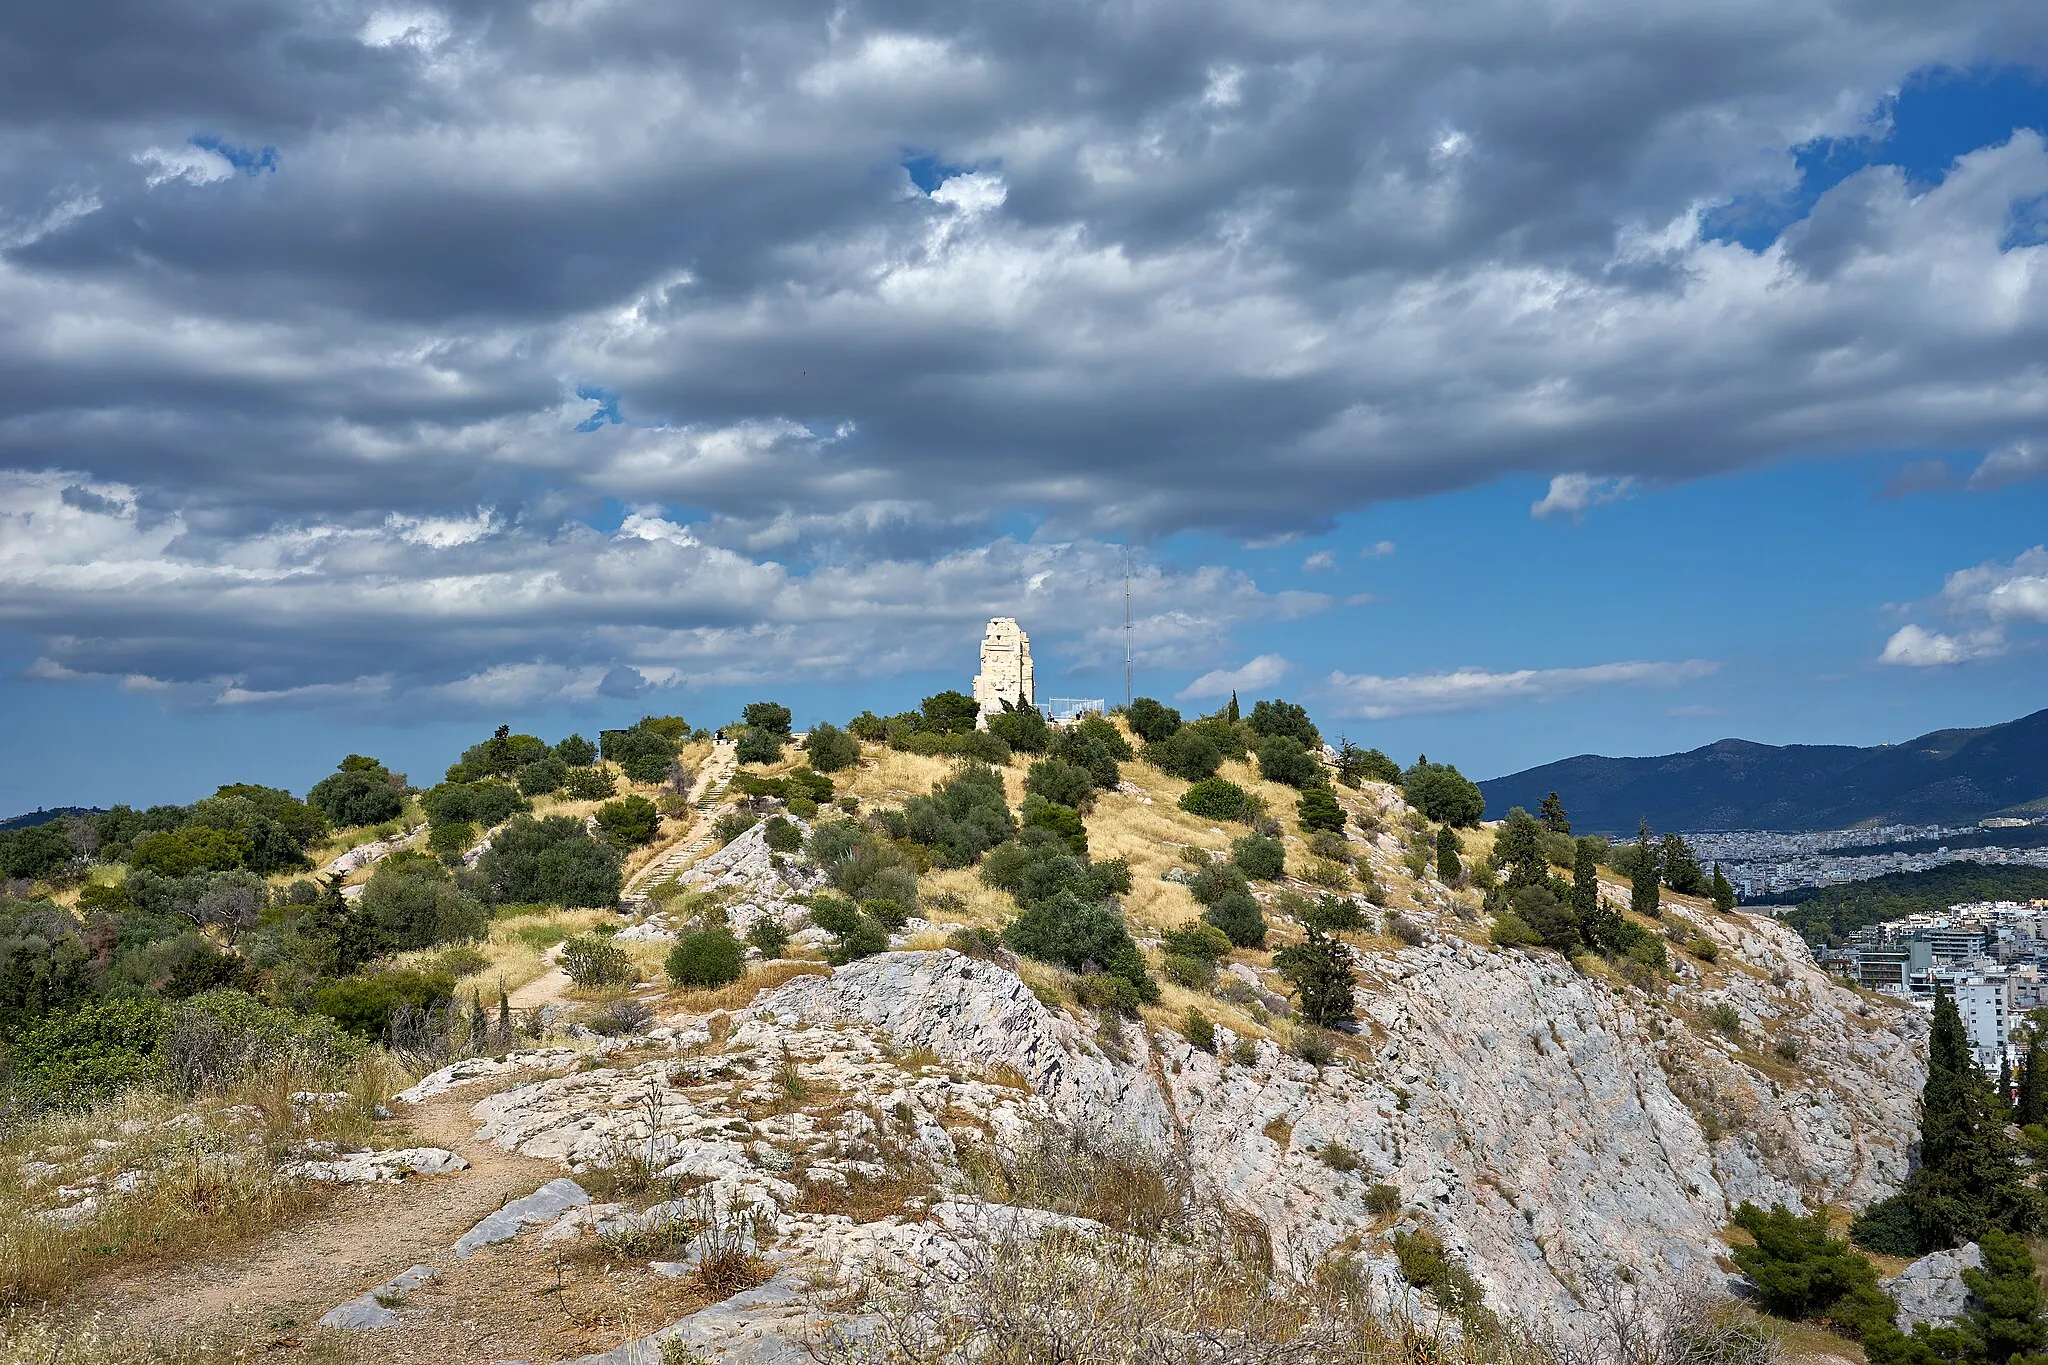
[972,617,1035,728]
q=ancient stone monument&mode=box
[972,617,1035,727]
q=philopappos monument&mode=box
[972,617,1035,728]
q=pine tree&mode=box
[2016,1034,2048,1128]
[1435,825,1462,881]
[1907,990,2037,1247]
[1494,808,1547,889]
[1710,863,1738,913]
[1629,819,1661,918]
[1538,791,1571,834]
[1658,832,1707,896]
[1274,927,1356,1027]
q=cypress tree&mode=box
[2017,1034,2048,1128]
[1495,808,1546,889]
[1538,791,1571,834]
[1629,819,1661,918]
[1710,863,1738,913]
[1435,825,1462,882]
[497,978,513,1045]
[1227,691,1240,724]
[1906,990,2036,1247]
[1571,838,1600,922]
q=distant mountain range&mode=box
[1479,707,2048,834]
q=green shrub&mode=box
[1729,1202,1893,1337]
[807,894,892,964]
[1289,1024,1337,1066]
[422,779,526,831]
[1364,1183,1401,1215]
[1162,920,1234,961]
[517,755,568,796]
[130,826,250,876]
[899,763,1018,867]
[714,811,760,846]
[1275,926,1356,1025]
[563,766,618,801]
[307,765,406,828]
[945,925,1004,958]
[1320,1140,1360,1173]
[1182,1007,1216,1053]
[1145,727,1223,782]
[1162,953,1217,989]
[1712,1001,1743,1036]
[315,968,455,1038]
[802,722,860,773]
[560,933,635,987]
[1297,893,1367,932]
[746,918,791,959]
[476,815,623,907]
[1255,736,1321,789]
[556,733,598,766]
[1004,891,1157,1003]
[1125,697,1182,743]
[667,927,747,987]
[1489,912,1543,948]
[1687,935,1720,963]
[1179,778,1251,822]
[735,728,785,765]
[1025,757,1098,812]
[1391,1228,1484,1313]
[1232,834,1285,880]
[1188,859,1249,906]
[595,795,661,849]
[1400,759,1484,827]
[601,719,683,784]
[359,853,487,950]
[1297,786,1345,834]
[986,702,1051,754]
[1021,795,1088,854]
[1203,889,1268,949]
[763,816,803,853]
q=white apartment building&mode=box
[1935,970,2013,1074]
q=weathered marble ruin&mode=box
[971,616,1034,728]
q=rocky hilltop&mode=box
[5,724,1925,1362]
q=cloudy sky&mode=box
[4,0,2048,810]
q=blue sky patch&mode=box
[190,134,278,175]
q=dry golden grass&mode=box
[656,960,832,1014]
[0,1053,400,1311]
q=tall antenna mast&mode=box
[1123,547,1133,708]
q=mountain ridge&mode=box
[1479,706,2048,833]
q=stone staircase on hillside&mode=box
[623,741,738,898]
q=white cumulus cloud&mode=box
[1531,474,1637,521]
[1179,654,1290,701]
[1969,440,2048,492]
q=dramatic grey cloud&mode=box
[5,0,2048,705]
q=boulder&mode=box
[1886,1243,1984,1331]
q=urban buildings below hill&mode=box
[1814,898,2048,1075]
[1686,819,2048,896]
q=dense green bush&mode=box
[1162,921,1234,961]
[444,727,551,782]
[1004,890,1157,1003]
[803,721,861,773]
[1182,1007,1216,1052]
[1203,889,1268,949]
[358,853,487,950]
[1275,926,1355,1025]
[561,933,635,987]
[808,893,892,964]
[1231,834,1285,880]
[555,733,598,766]
[1179,778,1253,822]
[1188,859,1249,906]
[1400,759,1484,827]
[666,926,747,987]
[763,816,804,853]
[563,766,618,801]
[595,794,661,849]
[1026,757,1098,811]
[315,968,456,1038]
[1335,742,1402,786]
[422,779,526,831]
[896,763,1018,867]
[602,718,685,784]
[129,826,250,876]
[517,755,569,796]
[986,702,1051,754]
[1246,699,1320,749]
[746,918,791,958]
[307,761,406,828]
[475,815,622,907]
[1145,727,1223,781]
[1255,735,1321,789]
[743,701,793,735]
[1021,795,1088,854]
[806,818,920,907]
[735,728,785,765]
[1297,786,1345,833]
[1848,1195,1922,1257]
[1125,697,1183,744]
[0,823,78,881]
[1728,1202,1892,1338]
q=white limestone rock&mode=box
[289,1147,470,1183]
[455,1178,592,1257]
[1887,1243,1985,1330]
[318,1263,438,1330]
